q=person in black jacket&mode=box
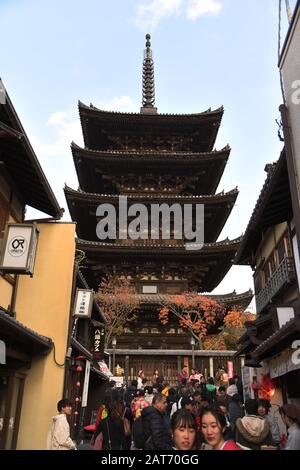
[228,394,245,436]
[141,393,172,450]
[124,380,138,407]
[92,399,126,450]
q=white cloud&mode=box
[134,0,182,31]
[39,110,83,157]
[186,0,222,20]
[99,95,137,112]
[134,0,222,29]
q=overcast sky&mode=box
[0,0,297,309]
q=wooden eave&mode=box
[0,84,63,218]
[209,289,253,310]
[71,143,229,195]
[0,308,53,356]
[64,184,238,204]
[64,185,238,243]
[252,314,300,360]
[76,236,241,255]
[75,237,241,292]
[130,290,253,311]
[71,141,230,162]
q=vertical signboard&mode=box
[93,326,105,360]
[73,289,93,318]
[227,361,234,379]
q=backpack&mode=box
[132,416,146,449]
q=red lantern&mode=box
[75,397,80,403]
[258,374,276,400]
[74,411,79,415]
[76,365,83,373]
[76,381,81,388]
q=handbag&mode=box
[92,432,103,451]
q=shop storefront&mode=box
[0,309,53,449]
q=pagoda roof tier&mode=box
[76,236,241,292]
[131,289,253,311]
[78,101,224,153]
[71,143,230,195]
[208,289,253,310]
[64,185,238,243]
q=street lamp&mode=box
[112,336,117,376]
[190,337,196,369]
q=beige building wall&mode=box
[15,222,75,450]
[0,276,13,311]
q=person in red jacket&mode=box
[201,406,242,450]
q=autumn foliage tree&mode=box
[158,292,256,350]
[96,275,140,348]
[158,293,226,345]
[204,309,256,350]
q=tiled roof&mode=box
[64,184,238,202]
[76,236,242,252]
[0,308,53,350]
[79,100,224,118]
[71,141,231,160]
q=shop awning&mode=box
[252,314,300,360]
[0,309,53,359]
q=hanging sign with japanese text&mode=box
[73,289,93,318]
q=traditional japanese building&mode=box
[65,35,248,381]
[235,148,300,407]
[0,81,107,448]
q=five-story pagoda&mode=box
[65,35,248,381]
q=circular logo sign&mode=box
[8,237,27,257]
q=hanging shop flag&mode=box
[227,361,234,379]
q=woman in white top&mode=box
[189,368,202,383]
[137,370,145,389]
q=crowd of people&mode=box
[47,366,300,451]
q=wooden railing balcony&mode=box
[256,256,296,314]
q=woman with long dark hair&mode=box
[92,398,126,450]
[152,369,159,386]
[280,404,300,450]
[201,406,242,450]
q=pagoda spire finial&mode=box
[141,34,157,114]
